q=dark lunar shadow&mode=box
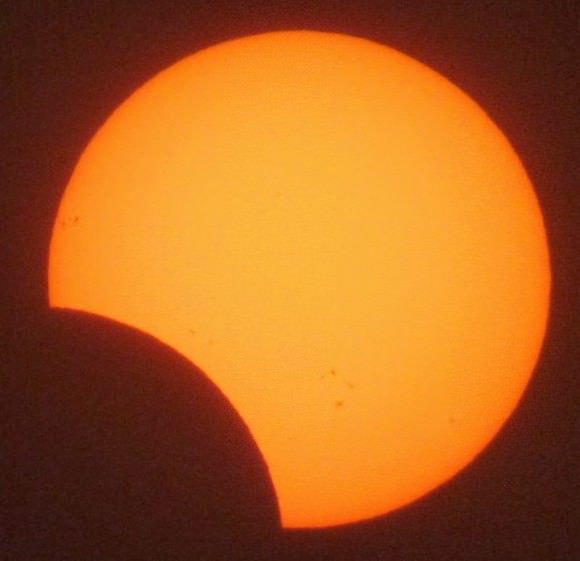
[1,308,280,560]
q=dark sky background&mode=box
[1,1,578,560]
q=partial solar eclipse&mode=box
[49,31,550,528]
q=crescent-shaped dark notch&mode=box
[2,308,280,560]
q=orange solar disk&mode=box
[49,31,550,528]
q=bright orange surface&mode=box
[49,31,550,528]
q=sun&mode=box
[48,30,550,529]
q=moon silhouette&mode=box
[3,308,279,559]
[48,30,550,528]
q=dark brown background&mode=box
[2,1,578,560]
